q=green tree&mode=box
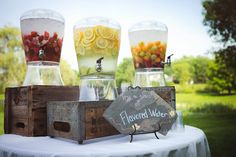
[172,61,193,85]
[170,56,211,84]
[0,26,26,93]
[207,60,234,94]
[203,0,236,44]
[203,0,236,93]
[60,60,80,85]
[190,56,211,83]
[115,58,134,88]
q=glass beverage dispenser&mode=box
[129,21,169,87]
[74,17,121,101]
[20,9,65,85]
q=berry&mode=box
[31,31,38,37]
[44,31,49,40]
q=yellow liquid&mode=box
[74,25,120,77]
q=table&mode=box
[0,126,211,157]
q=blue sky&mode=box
[0,0,216,70]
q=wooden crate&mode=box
[47,100,119,144]
[143,86,176,110]
[4,86,80,136]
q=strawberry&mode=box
[53,32,58,39]
[44,31,49,40]
[31,31,38,37]
[38,35,44,42]
[55,47,60,53]
[53,42,57,48]
[49,37,54,43]
[28,35,33,41]
[33,47,39,54]
[57,38,62,47]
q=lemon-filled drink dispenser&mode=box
[74,17,121,101]
[21,9,65,85]
[129,21,171,87]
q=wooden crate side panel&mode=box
[9,87,29,106]
[11,106,29,118]
[4,88,11,134]
[4,87,30,134]
[143,86,176,109]
[47,102,79,140]
[83,101,119,140]
[28,86,33,136]
[10,118,29,136]
[31,86,80,109]
[32,108,47,136]
[78,104,85,142]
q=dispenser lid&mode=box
[74,17,121,29]
[20,9,65,23]
[129,20,167,32]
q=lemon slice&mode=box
[81,39,94,47]
[95,26,102,36]
[74,29,83,43]
[95,37,108,49]
[83,28,95,40]
[97,26,115,40]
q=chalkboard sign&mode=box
[103,87,177,135]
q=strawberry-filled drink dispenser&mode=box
[129,21,171,87]
[74,17,121,101]
[20,9,64,85]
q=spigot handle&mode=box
[96,57,104,72]
[96,57,104,63]
[161,54,174,66]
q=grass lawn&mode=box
[177,92,236,157]
[0,105,3,135]
[184,112,236,157]
[176,93,236,111]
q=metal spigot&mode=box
[161,54,173,66]
[39,49,45,59]
[96,57,104,72]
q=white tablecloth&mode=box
[0,126,210,157]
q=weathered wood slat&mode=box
[4,85,80,136]
[47,101,120,144]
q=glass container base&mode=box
[79,77,118,101]
[135,68,166,87]
[23,61,64,86]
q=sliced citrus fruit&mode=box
[98,26,115,40]
[81,38,94,47]
[160,51,165,59]
[95,37,108,49]
[74,29,83,43]
[83,28,95,40]
[95,25,102,36]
